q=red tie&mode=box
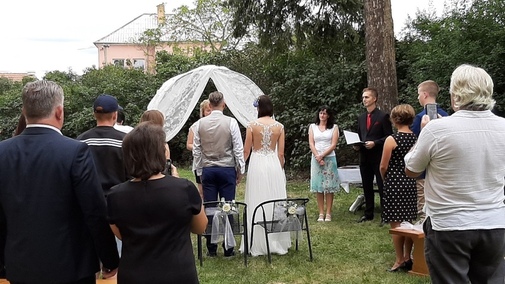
[366,113,371,131]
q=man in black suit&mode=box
[355,87,393,223]
[0,81,119,283]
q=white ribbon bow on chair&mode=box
[275,204,305,240]
[211,211,236,250]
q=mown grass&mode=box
[178,168,430,284]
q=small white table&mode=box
[337,165,362,193]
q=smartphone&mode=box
[425,103,438,120]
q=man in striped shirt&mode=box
[77,94,128,197]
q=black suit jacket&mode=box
[0,127,119,283]
[357,108,393,163]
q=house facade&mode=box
[0,72,36,82]
[94,4,208,74]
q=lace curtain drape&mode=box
[147,65,263,141]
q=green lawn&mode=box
[178,168,430,284]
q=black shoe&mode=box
[357,216,373,223]
[224,251,235,257]
[403,259,413,271]
[387,263,406,272]
[206,251,217,257]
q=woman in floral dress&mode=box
[308,106,340,222]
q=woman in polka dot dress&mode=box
[379,104,418,272]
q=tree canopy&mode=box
[227,0,364,55]
[165,0,254,52]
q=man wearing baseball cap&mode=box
[77,94,129,257]
[77,94,129,197]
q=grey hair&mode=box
[450,64,495,111]
[22,80,64,120]
[208,91,224,107]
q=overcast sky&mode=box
[0,0,445,78]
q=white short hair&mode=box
[450,64,495,110]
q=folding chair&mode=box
[197,200,248,266]
[250,198,313,263]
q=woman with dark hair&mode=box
[379,104,417,272]
[308,106,340,222]
[239,95,291,256]
[140,109,178,177]
[106,122,207,283]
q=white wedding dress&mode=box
[239,121,291,256]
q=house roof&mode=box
[0,72,36,82]
[94,13,172,46]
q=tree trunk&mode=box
[146,45,157,74]
[363,0,398,113]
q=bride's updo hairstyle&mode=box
[256,95,273,118]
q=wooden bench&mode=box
[0,279,116,283]
[389,228,429,277]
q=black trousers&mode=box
[10,275,95,284]
[423,217,505,284]
[359,159,384,219]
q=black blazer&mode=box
[0,127,119,283]
[357,108,393,162]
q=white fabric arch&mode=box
[147,65,263,141]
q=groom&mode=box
[193,91,246,257]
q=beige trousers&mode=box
[416,179,426,221]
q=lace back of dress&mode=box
[252,121,279,155]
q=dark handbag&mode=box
[163,159,172,176]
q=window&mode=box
[133,59,146,70]
[113,59,125,67]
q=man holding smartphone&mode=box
[411,80,448,222]
[405,65,505,283]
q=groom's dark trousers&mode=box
[203,166,237,256]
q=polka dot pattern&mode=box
[382,132,418,223]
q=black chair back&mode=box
[250,198,313,263]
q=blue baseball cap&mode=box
[93,94,120,113]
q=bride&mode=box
[239,95,291,256]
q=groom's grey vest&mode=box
[198,113,236,168]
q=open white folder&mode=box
[343,130,364,145]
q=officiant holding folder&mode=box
[354,88,393,223]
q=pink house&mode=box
[93,4,209,74]
[0,72,36,82]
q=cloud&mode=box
[26,37,82,43]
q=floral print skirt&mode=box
[310,155,340,193]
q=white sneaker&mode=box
[317,214,324,222]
